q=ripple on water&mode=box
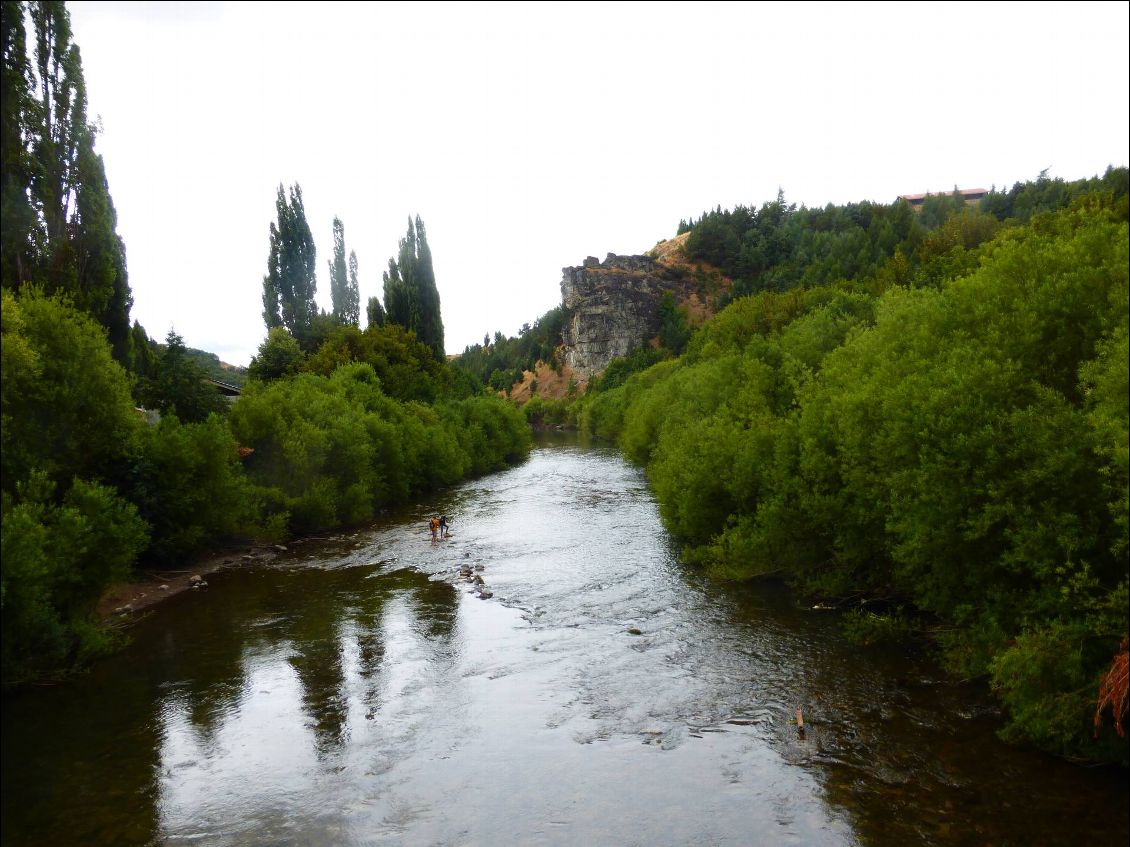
[1,441,1126,847]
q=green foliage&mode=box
[841,608,918,647]
[606,186,1129,762]
[262,183,318,346]
[452,306,567,391]
[657,291,691,354]
[1,0,133,362]
[365,294,386,329]
[522,394,575,428]
[587,345,667,395]
[1,474,148,684]
[383,216,444,360]
[678,170,1127,304]
[990,617,1128,763]
[128,414,253,564]
[230,364,528,535]
[1081,323,1129,561]
[137,330,229,423]
[303,322,448,403]
[327,217,360,326]
[1,290,139,492]
[247,325,304,382]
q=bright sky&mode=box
[66,0,1130,366]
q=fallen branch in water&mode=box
[1094,636,1128,739]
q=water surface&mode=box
[2,436,1126,845]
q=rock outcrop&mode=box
[559,253,698,380]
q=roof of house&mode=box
[899,188,989,202]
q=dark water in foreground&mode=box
[2,436,1126,846]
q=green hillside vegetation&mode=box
[579,180,1129,763]
[453,306,569,394]
[1,1,529,686]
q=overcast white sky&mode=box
[66,1,1129,366]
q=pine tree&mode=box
[262,183,317,346]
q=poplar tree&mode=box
[345,248,360,326]
[366,295,386,328]
[1,0,133,363]
[382,215,444,360]
[413,216,444,360]
[328,216,347,323]
[262,183,317,346]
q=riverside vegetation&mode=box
[2,0,1127,770]
[455,168,1130,764]
[567,175,1129,764]
[1,1,528,686]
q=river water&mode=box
[2,435,1126,846]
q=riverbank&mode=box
[96,543,290,623]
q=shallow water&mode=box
[2,435,1126,846]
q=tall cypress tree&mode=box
[262,183,317,345]
[1,0,133,363]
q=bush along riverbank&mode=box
[574,193,1129,764]
[1,290,531,687]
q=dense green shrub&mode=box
[230,363,530,536]
[1,477,148,683]
[1,291,140,491]
[128,414,255,563]
[1,292,150,682]
[598,197,1129,761]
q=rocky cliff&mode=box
[559,251,703,381]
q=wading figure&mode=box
[429,516,439,541]
[440,515,449,538]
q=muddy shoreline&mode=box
[96,543,289,623]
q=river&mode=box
[2,435,1126,846]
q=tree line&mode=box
[1,1,529,686]
[578,178,1129,764]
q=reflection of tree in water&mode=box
[284,565,458,758]
[411,575,459,641]
[128,561,459,763]
[286,567,358,756]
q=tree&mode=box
[262,183,317,346]
[345,249,360,326]
[382,255,409,329]
[365,294,385,329]
[412,216,444,359]
[382,215,444,360]
[139,329,228,423]
[1,289,139,491]
[327,216,359,326]
[247,325,304,382]
[1,0,133,363]
[1,0,38,292]
[1,289,149,683]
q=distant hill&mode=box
[153,343,248,387]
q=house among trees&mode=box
[898,187,988,209]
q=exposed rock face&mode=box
[560,253,696,380]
